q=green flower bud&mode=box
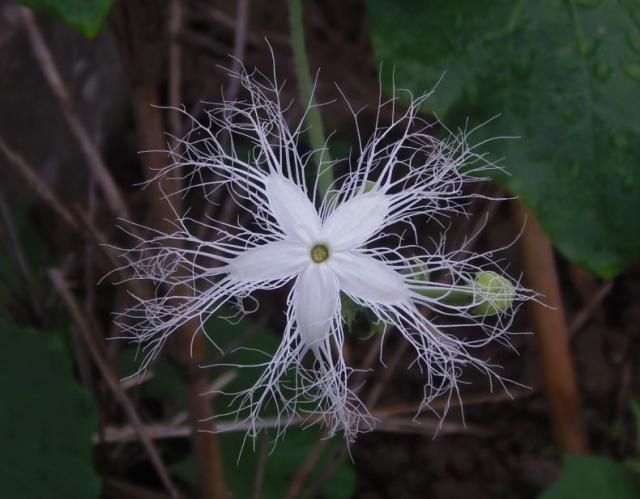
[473,271,515,315]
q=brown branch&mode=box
[365,341,409,408]
[568,280,613,338]
[193,0,250,245]
[49,269,182,499]
[251,435,269,499]
[283,437,328,499]
[19,7,129,219]
[103,478,175,499]
[190,3,289,48]
[373,386,534,419]
[226,0,250,101]
[0,135,144,296]
[97,412,478,446]
[375,417,485,436]
[74,209,149,298]
[131,83,228,499]
[514,201,589,454]
[0,135,80,232]
[168,0,183,139]
[109,0,228,477]
[79,178,98,388]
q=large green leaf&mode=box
[0,319,101,498]
[368,0,640,278]
[539,456,640,499]
[18,0,115,38]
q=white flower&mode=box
[115,65,530,443]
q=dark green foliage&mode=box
[18,0,114,37]
[539,456,640,499]
[368,0,640,278]
[0,319,101,499]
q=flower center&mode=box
[310,243,330,263]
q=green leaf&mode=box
[539,456,640,499]
[626,459,640,475]
[631,400,640,449]
[368,0,640,278]
[0,205,55,305]
[0,319,101,499]
[18,0,115,38]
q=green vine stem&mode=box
[287,0,333,196]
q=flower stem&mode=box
[419,287,474,305]
[287,0,333,195]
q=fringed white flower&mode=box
[114,64,531,443]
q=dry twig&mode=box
[568,280,613,338]
[0,135,144,296]
[130,54,229,499]
[168,0,183,140]
[98,412,478,445]
[0,135,80,232]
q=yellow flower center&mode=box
[310,243,330,263]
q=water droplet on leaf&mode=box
[560,109,573,123]
[622,62,640,83]
[513,50,533,78]
[463,83,478,105]
[629,6,640,29]
[627,31,640,55]
[569,162,580,179]
[611,133,629,150]
[593,60,612,81]
[454,13,463,31]
[575,0,603,7]
[579,39,599,57]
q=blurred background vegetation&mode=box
[1,0,639,498]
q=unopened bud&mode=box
[473,271,515,315]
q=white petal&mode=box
[265,174,321,244]
[294,263,340,346]
[227,240,307,282]
[320,192,389,250]
[329,251,408,304]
